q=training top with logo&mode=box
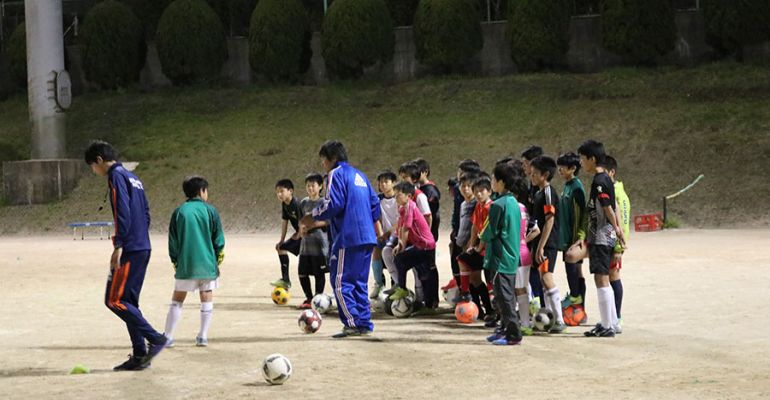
[300,197,329,257]
[419,181,441,239]
[532,185,560,251]
[480,192,521,275]
[587,172,617,247]
[398,200,436,251]
[455,199,477,248]
[282,196,302,233]
[378,193,399,234]
[108,162,151,252]
[557,177,587,251]
[168,198,225,280]
[613,180,630,254]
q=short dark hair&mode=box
[393,181,415,196]
[577,139,606,166]
[457,159,480,173]
[84,140,117,164]
[305,173,324,186]
[605,155,618,172]
[318,140,348,163]
[183,176,209,199]
[459,172,478,184]
[557,152,581,175]
[398,162,420,182]
[493,162,527,198]
[531,155,557,182]
[413,158,430,177]
[521,145,544,161]
[472,176,492,192]
[377,170,398,182]
[496,155,514,166]
[275,179,294,190]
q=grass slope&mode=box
[1,62,769,234]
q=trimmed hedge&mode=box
[703,0,770,57]
[507,0,571,72]
[156,0,228,85]
[321,0,394,79]
[413,0,483,72]
[249,0,310,81]
[7,23,26,87]
[601,0,677,65]
[385,0,419,26]
[82,0,145,89]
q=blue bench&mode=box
[67,221,113,240]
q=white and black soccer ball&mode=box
[311,293,333,314]
[533,308,555,332]
[391,296,414,318]
[374,291,389,311]
[442,286,460,308]
[262,354,292,385]
[298,309,322,334]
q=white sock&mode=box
[597,286,615,329]
[547,287,564,324]
[413,269,423,301]
[164,301,183,340]
[527,283,533,301]
[382,246,398,286]
[517,294,531,328]
[199,302,213,339]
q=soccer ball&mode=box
[271,287,290,305]
[374,292,389,311]
[298,309,323,334]
[442,286,459,308]
[563,304,586,326]
[261,353,292,385]
[454,301,479,324]
[533,308,556,331]
[384,296,395,316]
[311,293,333,314]
[391,297,414,318]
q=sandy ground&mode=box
[2,229,770,399]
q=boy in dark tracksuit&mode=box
[85,141,167,371]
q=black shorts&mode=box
[279,237,301,256]
[457,251,485,271]
[537,248,558,274]
[588,244,612,275]
[298,255,328,275]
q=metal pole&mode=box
[662,196,667,226]
[486,0,491,22]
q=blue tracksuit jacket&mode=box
[108,162,151,252]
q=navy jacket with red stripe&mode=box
[108,163,151,252]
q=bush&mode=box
[81,0,145,89]
[413,0,483,72]
[507,0,571,72]
[601,0,677,65]
[702,0,770,58]
[385,0,419,26]
[321,0,394,79]
[249,0,310,81]
[7,23,26,87]
[156,0,228,85]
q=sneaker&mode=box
[549,322,567,334]
[113,355,149,371]
[440,279,457,292]
[299,300,312,310]
[369,283,384,299]
[520,326,534,336]
[561,294,583,309]
[140,336,169,366]
[195,336,208,347]
[332,326,362,339]
[410,307,438,317]
[166,338,175,348]
[491,337,522,346]
[614,318,623,334]
[486,332,504,342]
[458,292,472,303]
[358,327,373,336]
[269,279,291,289]
[584,323,615,338]
[388,287,409,301]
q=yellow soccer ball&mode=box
[271,287,290,305]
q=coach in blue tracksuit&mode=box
[301,141,380,338]
[85,141,167,370]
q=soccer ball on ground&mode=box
[391,296,414,318]
[298,309,323,334]
[311,293,333,314]
[533,308,556,331]
[271,287,290,305]
[454,301,479,323]
[563,304,587,326]
[262,354,292,385]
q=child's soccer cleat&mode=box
[388,287,409,301]
[166,339,175,348]
[441,279,457,292]
[332,326,361,339]
[195,336,208,347]
[520,327,534,336]
[584,324,615,337]
[549,322,567,334]
[491,337,522,346]
[298,300,312,310]
[140,336,169,367]
[614,318,623,334]
[369,283,384,299]
[458,292,472,303]
[269,279,291,289]
[561,294,583,309]
[113,355,148,371]
[486,332,504,342]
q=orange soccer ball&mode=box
[563,304,587,326]
[454,301,479,324]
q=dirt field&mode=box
[2,229,770,399]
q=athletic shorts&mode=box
[589,244,613,275]
[298,255,328,275]
[610,254,622,270]
[457,251,484,271]
[515,265,531,289]
[175,278,219,292]
[279,237,301,256]
[537,249,558,274]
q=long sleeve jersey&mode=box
[107,162,151,252]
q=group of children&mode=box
[271,139,630,345]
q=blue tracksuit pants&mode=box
[104,250,165,357]
[329,244,374,331]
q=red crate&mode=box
[634,213,663,232]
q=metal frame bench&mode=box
[67,222,113,240]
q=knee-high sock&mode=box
[279,254,290,282]
[470,285,483,317]
[565,263,579,297]
[371,259,384,286]
[460,271,470,293]
[164,301,183,339]
[546,287,564,324]
[597,286,617,329]
[299,276,313,301]
[199,302,213,339]
[314,271,326,295]
[517,294,531,328]
[579,277,587,303]
[610,279,623,319]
